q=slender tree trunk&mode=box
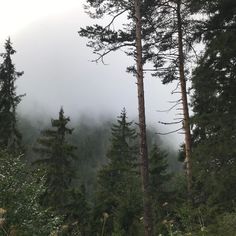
[176,0,192,197]
[134,0,153,235]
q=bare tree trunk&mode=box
[134,0,153,235]
[176,0,192,197]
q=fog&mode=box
[2,5,183,149]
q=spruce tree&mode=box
[0,38,25,153]
[149,145,172,235]
[94,109,142,235]
[190,0,236,210]
[33,108,77,213]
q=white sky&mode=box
[0,0,183,149]
[0,0,83,41]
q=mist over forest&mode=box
[9,7,182,149]
[1,0,236,236]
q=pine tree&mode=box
[94,109,142,236]
[0,38,25,153]
[144,0,199,197]
[33,108,77,213]
[79,1,156,233]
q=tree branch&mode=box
[92,43,135,63]
[156,127,183,135]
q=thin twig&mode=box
[156,127,183,135]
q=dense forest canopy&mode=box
[0,0,236,235]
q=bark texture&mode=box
[177,0,193,196]
[134,0,153,235]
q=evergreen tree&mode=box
[144,0,201,196]
[65,184,91,235]
[0,38,25,153]
[94,109,142,236]
[190,0,236,211]
[149,145,172,235]
[79,1,157,233]
[33,108,77,213]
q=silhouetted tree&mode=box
[0,38,25,153]
[33,108,77,213]
[94,109,142,235]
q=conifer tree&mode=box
[0,38,25,153]
[79,1,156,233]
[190,0,236,210]
[33,108,77,213]
[144,0,198,197]
[94,109,142,235]
[149,145,172,235]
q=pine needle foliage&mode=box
[0,38,25,153]
[33,108,77,212]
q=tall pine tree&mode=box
[0,38,25,153]
[79,1,157,233]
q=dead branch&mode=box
[156,101,181,113]
[156,127,183,135]
[158,120,183,125]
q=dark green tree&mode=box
[79,2,160,233]
[0,38,25,153]
[191,0,236,209]
[93,109,142,236]
[65,184,91,236]
[33,108,77,213]
[149,145,172,235]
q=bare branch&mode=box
[182,37,200,62]
[171,82,180,93]
[143,68,170,72]
[156,101,181,113]
[174,118,184,121]
[158,120,183,125]
[103,9,128,32]
[156,127,183,135]
[168,98,182,103]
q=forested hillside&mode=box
[1,0,236,235]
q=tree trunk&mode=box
[176,0,193,197]
[134,0,153,235]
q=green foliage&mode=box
[212,212,236,236]
[69,118,111,199]
[191,0,236,212]
[65,185,91,235]
[0,150,63,235]
[33,108,77,212]
[149,144,173,234]
[0,38,25,153]
[94,109,142,236]
[79,0,159,72]
[2,0,236,233]
[146,0,197,84]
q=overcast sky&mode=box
[0,0,184,148]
